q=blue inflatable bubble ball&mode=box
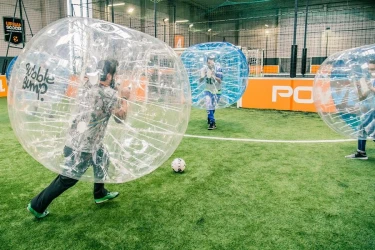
[7,17,191,183]
[6,56,18,83]
[313,43,375,139]
[181,42,249,109]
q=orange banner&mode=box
[66,75,79,97]
[174,35,184,48]
[241,78,318,112]
[0,75,8,97]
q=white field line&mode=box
[183,134,356,143]
[107,128,355,143]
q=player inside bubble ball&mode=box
[329,62,360,130]
[27,59,131,218]
[199,54,223,130]
[345,59,375,160]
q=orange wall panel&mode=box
[66,75,79,97]
[241,78,318,112]
[0,75,8,97]
[310,65,320,74]
[242,78,293,110]
[174,35,184,48]
[290,79,315,112]
[263,65,279,73]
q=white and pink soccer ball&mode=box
[171,158,186,173]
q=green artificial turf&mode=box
[0,97,374,250]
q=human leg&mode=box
[212,94,220,128]
[345,139,368,159]
[205,91,215,129]
[358,139,367,152]
[364,111,375,136]
[93,181,119,204]
[357,110,374,140]
[92,146,119,203]
[205,92,217,130]
[92,146,110,199]
[29,174,79,214]
[28,146,91,215]
[346,110,373,159]
[207,110,215,128]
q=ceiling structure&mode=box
[188,0,285,10]
[107,0,375,23]
[110,0,374,14]
[180,0,373,13]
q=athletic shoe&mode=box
[94,191,119,204]
[345,151,368,160]
[208,122,216,130]
[27,203,49,219]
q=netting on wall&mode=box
[0,1,67,56]
[1,0,374,75]
[202,2,375,73]
[247,49,263,77]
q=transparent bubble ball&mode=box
[313,44,375,139]
[8,17,191,183]
[180,42,248,109]
[6,56,18,83]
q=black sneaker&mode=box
[208,122,216,130]
[345,151,368,160]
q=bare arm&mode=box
[214,66,223,84]
[199,67,206,83]
[113,87,131,122]
[356,78,372,100]
[214,76,222,84]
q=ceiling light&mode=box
[127,7,134,13]
[175,20,189,23]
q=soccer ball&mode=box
[171,158,186,173]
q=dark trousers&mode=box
[205,92,220,123]
[30,175,107,213]
[207,110,216,123]
[356,111,373,152]
[358,139,367,152]
[30,146,109,213]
